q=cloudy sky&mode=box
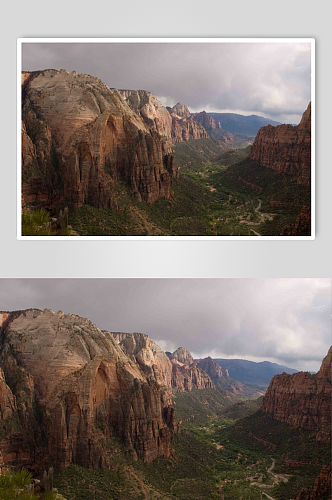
[0,278,329,371]
[22,41,311,124]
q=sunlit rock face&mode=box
[0,310,177,471]
[249,103,311,187]
[112,334,215,394]
[21,70,178,210]
[260,346,331,444]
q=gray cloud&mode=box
[0,278,329,372]
[22,41,311,124]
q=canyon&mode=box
[0,309,329,500]
[21,69,311,237]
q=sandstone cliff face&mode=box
[170,114,209,142]
[0,369,16,422]
[111,332,173,394]
[197,357,229,379]
[280,204,311,236]
[249,103,311,186]
[260,346,331,444]
[167,347,194,365]
[167,102,191,118]
[22,70,178,211]
[193,111,223,131]
[166,348,215,393]
[119,89,173,143]
[112,335,214,394]
[0,310,176,471]
[296,464,331,500]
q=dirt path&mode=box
[263,493,276,500]
[255,198,262,213]
[268,458,275,474]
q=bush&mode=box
[21,209,56,236]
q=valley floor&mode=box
[66,141,310,237]
[52,392,327,500]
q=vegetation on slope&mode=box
[67,140,310,237]
[0,470,58,500]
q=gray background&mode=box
[1,0,331,278]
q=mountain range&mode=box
[207,112,283,137]
[212,357,299,386]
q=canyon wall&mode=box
[260,346,331,444]
[197,356,230,379]
[112,334,215,394]
[249,103,311,186]
[296,464,331,500]
[119,93,208,143]
[22,70,178,211]
[0,310,177,471]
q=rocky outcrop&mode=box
[249,103,311,186]
[260,346,331,444]
[167,347,194,365]
[280,204,311,236]
[21,70,178,211]
[166,348,215,393]
[197,357,229,379]
[119,89,173,143]
[170,114,209,142]
[296,464,331,500]
[111,332,173,394]
[193,111,223,132]
[0,310,177,471]
[167,102,191,118]
[112,335,214,394]
[119,93,208,143]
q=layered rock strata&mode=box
[167,102,191,118]
[22,70,178,210]
[197,356,230,379]
[0,310,177,471]
[260,346,331,444]
[112,334,214,394]
[193,110,223,132]
[249,103,311,186]
[170,113,209,142]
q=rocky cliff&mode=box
[193,111,223,132]
[112,334,214,394]
[120,93,208,143]
[170,114,209,142]
[167,102,191,118]
[111,332,173,395]
[21,70,178,211]
[166,347,215,393]
[296,464,331,500]
[119,89,173,144]
[167,347,194,365]
[197,356,229,379]
[0,310,177,471]
[249,103,311,186]
[260,346,331,444]
[280,204,311,236]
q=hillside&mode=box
[213,358,299,386]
